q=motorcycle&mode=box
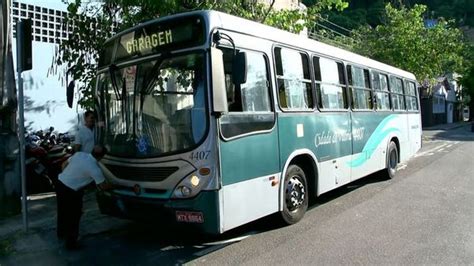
[25,134,53,194]
[25,127,74,194]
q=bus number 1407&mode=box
[189,151,210,161]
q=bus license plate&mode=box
[176,211,204,223]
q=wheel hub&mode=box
[286,176,305,211]
[389,150,397,169]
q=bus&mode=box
[95,10,422,234]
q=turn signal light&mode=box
[199,167,211,176]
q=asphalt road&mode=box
[1,124,473,265]
[188,124,474,265]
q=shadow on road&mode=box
[313,170,388,206]
[72,215,280,265]
[69,171,391,265]
[0,167,399,265]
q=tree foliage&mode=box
[459,55,474,120]
[353,4,468,83]
[54,0,348,108]
[317,0,474,31]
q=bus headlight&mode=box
[172,172,209,199]
[190,175,200,187]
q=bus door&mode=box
[348,67,383,181]
[217,48,280,232]
[350,112,385,180]
[311,56,352,192]
[312,113,353,190]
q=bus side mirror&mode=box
[232,51,247,85]
[211,47,228,114]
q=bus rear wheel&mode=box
[386,141,398,179]
[280,164,308,225]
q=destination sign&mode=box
[125,30,173,54]
[99,15,205,67]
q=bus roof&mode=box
[106,10,416,81]
[210,11,416,80]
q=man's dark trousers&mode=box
[56,180,84,246]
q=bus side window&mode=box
[219,48,274,138]
[347,65,373,110]
[314,56,346,110]
[275,47,313,110]
[404,81,418,111]
[389,76,406,111]
[372,72,391,111]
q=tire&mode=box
[386,141,398,179]
[280,164,309,225]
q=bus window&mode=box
[372,72,391,111]
[314,57,346,110]
[220,48,274,138]
[347,65,372,110]
[390,76,406,111]
[404,81,419,111]
[223,50,271,112]
[274,47,313,110]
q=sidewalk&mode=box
[0,191,129,264]
[423,121,472,131]
[0,192,225,265]
[422,121,474,142]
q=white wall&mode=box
[432,85,446,114]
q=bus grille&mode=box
[105,164,179,182]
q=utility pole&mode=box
[16,18,32,232]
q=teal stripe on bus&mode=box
[278,112,352,164]
[348,114,400,168]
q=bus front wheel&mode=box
[386,141,398,179]
[280,164,309,225]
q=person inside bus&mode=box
[228,86,243,112]
[73,110,96,153]
[56,145,113,250]
[229,81,243,112]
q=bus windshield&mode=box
[98,52,207,157]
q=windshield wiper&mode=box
[109,64,123,100]
[108,64,131,136]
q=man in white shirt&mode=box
[73,110,96,153]
[56,145,112,250]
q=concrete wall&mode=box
[1,0,21,218]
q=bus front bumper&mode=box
[96,190,220,234]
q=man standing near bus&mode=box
[73,110,96,153]
[56,145,113,250]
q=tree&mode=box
[54,0,348,108]
[320,0,385,30]
[317,0,474,30]
[353,4,468,84]
[459,61,474,121]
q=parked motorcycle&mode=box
[25,127,74,194]
[25,135,52,194]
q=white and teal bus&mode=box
[95,10,422,234]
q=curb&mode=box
[423,122,472,131]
